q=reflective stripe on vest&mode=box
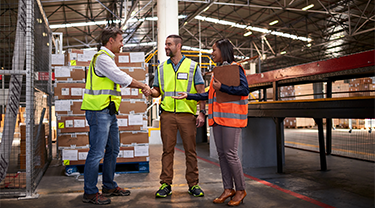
[208,112,248,120]
[84,89,121,96]
[81,50,122,111]
[208,62,248,127]
[158,58,198,114]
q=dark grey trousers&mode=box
[213,125,246,190]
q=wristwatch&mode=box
[199,109,206,115]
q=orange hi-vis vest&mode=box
[208,62,248,128]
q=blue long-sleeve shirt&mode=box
[187,66,250,101]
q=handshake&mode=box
[141,84,152,97]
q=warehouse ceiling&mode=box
[13,0,375,71]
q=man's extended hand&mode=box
[142,84,151,97]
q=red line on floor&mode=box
[175,147,335,208]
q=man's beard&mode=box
[166,49,174,57]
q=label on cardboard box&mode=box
[65,120,73,128]
[134,145,148,157]
[129,114,143,125]
[131,88,139,96]
[84,51,96,61]
[119,150,134,158]
[118,119,128,127]
[70,53,77,60]
[58,122,64,128]
[55,100,71,111]
[119,56,129,63]
[121,88,131,95]
[74,119,86,128]
[79,152,88,160]
[77,54,85,62]
[52,54,65,65]
[61,88,69,95]
[71,88,83,96]
[130,52,145,63]
[55,66,71,77]
[70,60,77,66]
[62,149,78,161]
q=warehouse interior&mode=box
[0,0,374,207]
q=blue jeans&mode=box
[84,108,120,194]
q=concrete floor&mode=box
[0,143,373,208]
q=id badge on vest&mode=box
[177,72,188,80]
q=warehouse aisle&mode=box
[0,144,373,208]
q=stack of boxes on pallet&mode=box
[349,77,374,97]
[53,49,149,173]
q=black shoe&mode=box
[102,186,131,196]
[155,183,172,198]
[188,185,204,197]
[82,192,111,205]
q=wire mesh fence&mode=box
[0,0,52,197]
[284,124,375,162]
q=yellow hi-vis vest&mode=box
[81,50,121,112]
[158,58,198,115]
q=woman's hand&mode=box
[172,92,188,99]
[212,78,221,90]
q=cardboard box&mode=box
[65,49,95,67]
[55,100,85,115]
[296,118,315,128]
[121,87,145,99]
[57,116,89,133]
[58,133,89,148]
[54,83,86,100]
[54,66,86,82]
[284,117,296,128]
[63,146,149,165]
[118,100,147,115]
[119,67,146,81]
[117,114,147,131]
[114,52,145,67]
[120,131,149,145]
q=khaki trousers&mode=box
[159,111,199,187]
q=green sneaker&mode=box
[188,185,204,197]
[155,183,172,198]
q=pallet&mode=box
[65,161,149,175]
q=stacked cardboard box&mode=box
[56,50,150,168]
[281,85,316,128]
[54,64,88,151]
[20,124,46,169]
[349,78,373,97]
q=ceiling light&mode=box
[302,4,314,11]
[307,43,311,47]
[195,16,311,41]
[280,51,286,54]
[244,31,252,37]
[269,20,278,26]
